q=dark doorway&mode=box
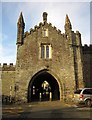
[28,70,60,102]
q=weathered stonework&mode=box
[82,45,92,87]
[1,64,15,103]
[1,12,92,104]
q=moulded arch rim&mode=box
[27,69,64,98]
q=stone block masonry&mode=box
[1,12,92,104]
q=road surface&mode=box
[2,101,92,120]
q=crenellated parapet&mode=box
[19,12,79,44]
[82,44,92,54]
[23,21,63,39]
[0,63,15,71]
[18,12,83,47]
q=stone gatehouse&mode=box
[1,12,92,103]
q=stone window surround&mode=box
[40,43,52,59]
[42,28,48,37]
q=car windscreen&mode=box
[83,89,92,94]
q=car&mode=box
[73,88,92,107]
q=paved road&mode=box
[1,101,92,120]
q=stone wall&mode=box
[1,63,15,103]
[82,44,92,87]
[15,21,83,102]
[1,13,91,104]
[1,44,92,103]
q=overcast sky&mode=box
[0,1,91,64]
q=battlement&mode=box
[0,63,15,71]
[23,21,64,40]
[82,44,92,54]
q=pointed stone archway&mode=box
[27,69,63,102]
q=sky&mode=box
[0,1,91,64]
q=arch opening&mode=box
[27,70,60,102]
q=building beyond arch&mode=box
[27,69,63,102]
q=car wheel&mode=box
[85,100,91,107]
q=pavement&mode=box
[1,101,92,120]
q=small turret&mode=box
[43,12,48,23]
[17,12,25,46]
[64,14,72,35]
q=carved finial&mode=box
[43,12,48,23]
[65,14,72,33]
[65,15,70,24]
[17,12,25,45]
[18,12,25,26]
